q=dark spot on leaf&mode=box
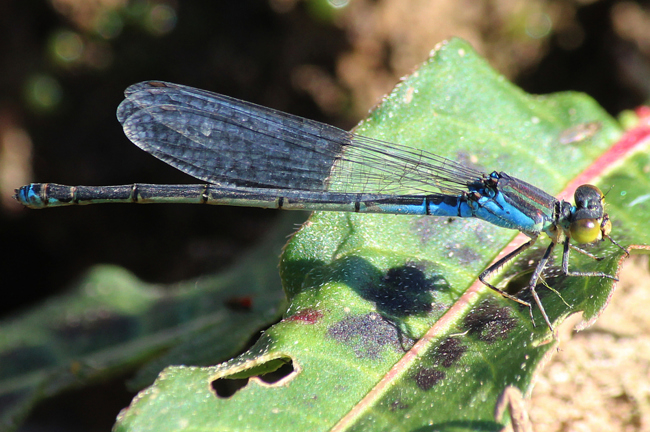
[431,337,467,368]
[411,217,456,245]
[444,243,481,265]
[412,213,496,251]
[284,308,323,324]
[412,367,445,391]
[224,296,253,312]
[388,399,409,411]
[327,313,414,358]
[463,299,517,343]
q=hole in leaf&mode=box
[257,360,295,384]
[502,268,535,296]
[212,377,249,398]
[210,358,297,398]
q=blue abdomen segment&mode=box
[424,187,548,236]
[15,184,57,209]
[15,185,36,207]
[426,195,474,218]
[473,191,543,234]
[369,194,472,217]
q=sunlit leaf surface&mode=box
[114,39,645,432]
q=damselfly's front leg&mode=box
[563,239,619,279]
[523,240,558,335]
[479,235,558,334]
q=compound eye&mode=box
[574,185,604,210]
[570,218,601,244]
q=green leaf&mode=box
[113,38,645,431]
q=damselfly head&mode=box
[570,184,606,244]
[570,185,629,255]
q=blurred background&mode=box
[2,0,650,430]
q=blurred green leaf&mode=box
[113,38,644,431]
[0,213,301,431]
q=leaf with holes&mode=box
[113,38,647,432]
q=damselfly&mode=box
[15,81,628,333]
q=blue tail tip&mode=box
[14,184,44,208]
